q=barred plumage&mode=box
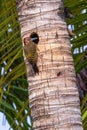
[23,32,39,74]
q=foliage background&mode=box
[0,0,87,129]
[0,0,31,129]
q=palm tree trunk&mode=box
[16,0,83,129]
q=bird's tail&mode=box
[30,63,39,74]
[33,64,39,74]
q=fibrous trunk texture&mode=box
[17,0,83,130]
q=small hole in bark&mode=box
[57,72,61,77]
[30,32,39,44]
[55,32,58,39]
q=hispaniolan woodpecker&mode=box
[23,32,39,75]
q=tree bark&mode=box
[16,0,83,129]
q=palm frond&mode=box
[0,0,31,129]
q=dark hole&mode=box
[30,32,39,44]
[57,72,61,77]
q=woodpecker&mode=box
[23,32,39,75]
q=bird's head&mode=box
[23,32,39,45]
[23,37,30,45]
